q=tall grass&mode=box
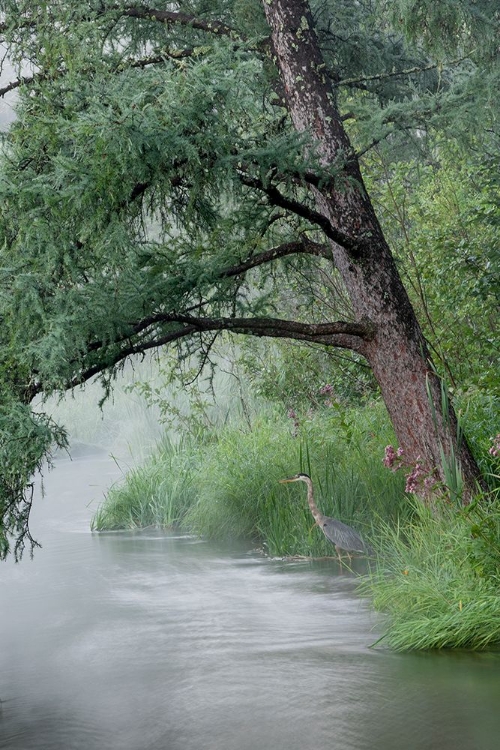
[358,385,500,651]
[91,436,197,530]
[92,401,407,556]
[362,492,500,650]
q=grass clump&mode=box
[362,493,500,651]
[91,436,197,530]
[184,417,303,551]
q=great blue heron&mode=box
[279,472,369,561]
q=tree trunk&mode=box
[262,0,483,500]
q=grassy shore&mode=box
[91,395,500,651]
[91,401,406,557]
[362,494,500,650]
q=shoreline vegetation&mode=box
[88,393,500,652]
[1,0,498,653]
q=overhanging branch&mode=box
[335,56,470,89]
[77,237,332,362]
[237,172,361,253]
[171,314,374,345]
[128,313,374,360]
[122,7,239,40]
[34,311,374,397]
[218,238,331,277]
[114,314,374,370]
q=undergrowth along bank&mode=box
[362,492,500,650]
[91,398,500,651]
[91,435,198,531]
[92,401,405,557]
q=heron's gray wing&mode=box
[321,518,366,552]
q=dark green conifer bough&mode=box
[0,0,497,557]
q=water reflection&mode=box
[1,453,499,750]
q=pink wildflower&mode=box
[287,408,300,438]
[405,462,426,494]
[383,445,395,468]
[489,434,500,457]
[383,445,403,470]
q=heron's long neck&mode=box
[305,478,321,521]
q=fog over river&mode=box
[1,450,500,750]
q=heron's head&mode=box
[279,472,310,484]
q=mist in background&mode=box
[0,52,21,130]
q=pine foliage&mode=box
[0,0,498,555]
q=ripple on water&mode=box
[1,456,500,750]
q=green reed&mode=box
[361,491,500,650]
[91,435,197,530]
[92,401,406,558]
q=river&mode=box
[1,450,499,750]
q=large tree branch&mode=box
[20,232,356,400]
[81,238,332,358]
[0,6,238,38]
[0,6,243,101]
[122,7,239,40]
[237,172,362,254]
[166,314,374,344]
[218,237,331,277]
[114,314,372,372]
[130,313,374,359]
[334,56,470,89]
[28,312,374,398]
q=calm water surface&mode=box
[1,451,499,750]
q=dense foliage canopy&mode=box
[0,0,498,557]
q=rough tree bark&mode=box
[261,0,483,500]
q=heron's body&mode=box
[279,472,368,560]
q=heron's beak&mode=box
[279,478,295,483]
